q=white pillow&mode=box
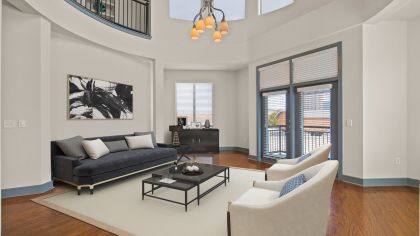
[82,139,110,159]
[125,135,155,149]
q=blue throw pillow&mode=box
[297,153,311,163]
[280,174,307,197]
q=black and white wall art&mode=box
[68,75,133,120]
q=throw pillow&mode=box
[104,140,129,153]
[126,135,155,149]
[134,131,157,147]
[279,174,307,197]
[82,139,110,159]
[297,153,311,163]
[56,135,88,159]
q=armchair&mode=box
[228,160,338,236]
[265,143,331,181]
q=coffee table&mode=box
[142,163,230,212]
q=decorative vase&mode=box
[204,119,211,128]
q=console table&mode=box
[175,128,219,153]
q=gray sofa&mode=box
[51,134,177,195]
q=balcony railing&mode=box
[68,0,151,37]
[266,125,331,157]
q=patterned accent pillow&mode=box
[297,153,311,163]
[280,174,307,197]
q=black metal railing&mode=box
[70,0,151,37]
[266,125,330,157]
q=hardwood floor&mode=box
[2,151,419,236]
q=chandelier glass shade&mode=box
[191,0,229,43]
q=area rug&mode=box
[33,167,265,236]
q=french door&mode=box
[262,89,291,158]
[261,82,338,160]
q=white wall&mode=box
[50,31,153,140]
[2,5,51,189]
[407,16,420,180]
[362,21,408,179]
[163,70,239,148]
[0,0,3,227]
[235,68,249,149]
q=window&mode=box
[259,0,294,15]
[169,0,245,21]
[176,83,213,126]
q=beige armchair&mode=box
[228,160,338,236]
[265,143,331,181]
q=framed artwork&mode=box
[68,74,133,120]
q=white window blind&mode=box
[259,61,290,90]
[176,83,213,125]
[195,83,213,125]
[292,47,338,83]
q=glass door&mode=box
[262,90,290,159]
[295,83,338,160]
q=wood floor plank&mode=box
[2,152,418,235]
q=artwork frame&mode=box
[67,74,134,120]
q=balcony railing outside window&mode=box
[70,0,151,37]
[266,125,330,157]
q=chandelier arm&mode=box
[192,12,201,27]
[212,12,219,30]
[212,7,226,20]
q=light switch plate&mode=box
[18,120,27,128]
[4,120,17,128]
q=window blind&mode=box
[292,47,338,83]
[175,83,213,125]
[176,83,194,124]
[195,83,213,125]
[259,61,290,90]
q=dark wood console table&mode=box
[175,128,219,153]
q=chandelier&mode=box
[190,0,229,43]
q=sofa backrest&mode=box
[51,134,134,158]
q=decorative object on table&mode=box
[169,125,183,146]
[68,74,133,120]
[182,164,203,176]
[190,0,229,43]
[190,122,201,129]
[177,117,187,126]
[204,119,211,128]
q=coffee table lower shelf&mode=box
[142,168,230,212]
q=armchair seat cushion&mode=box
[234,188,279,206]
[73,148,176,177]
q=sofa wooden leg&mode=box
[77,186,81,195]
[227,211,231,236]
[265,171,267,181]
[89,186,94,195]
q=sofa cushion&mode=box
[297,153,311,163]
[126,135,154,149]
[56,136,88,159]
[134,131,157,147]
[280,174,306,197]
[73,148,176,177]
[234,188,279,205]
[104,140,129,153]
[82,139,110,159]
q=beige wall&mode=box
[163,70,239,148]
[2,5,51,188]
[407,16,420,180]
[235,68,249,149]
[362,21,408,179]
[50,31,153,140]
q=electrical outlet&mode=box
[346,119,353,127]
[395,157,401,165]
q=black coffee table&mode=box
[142,163,230,211]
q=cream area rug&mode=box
[33,167,265,236]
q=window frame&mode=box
[175,82,214,126]
[258,0,295,16]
